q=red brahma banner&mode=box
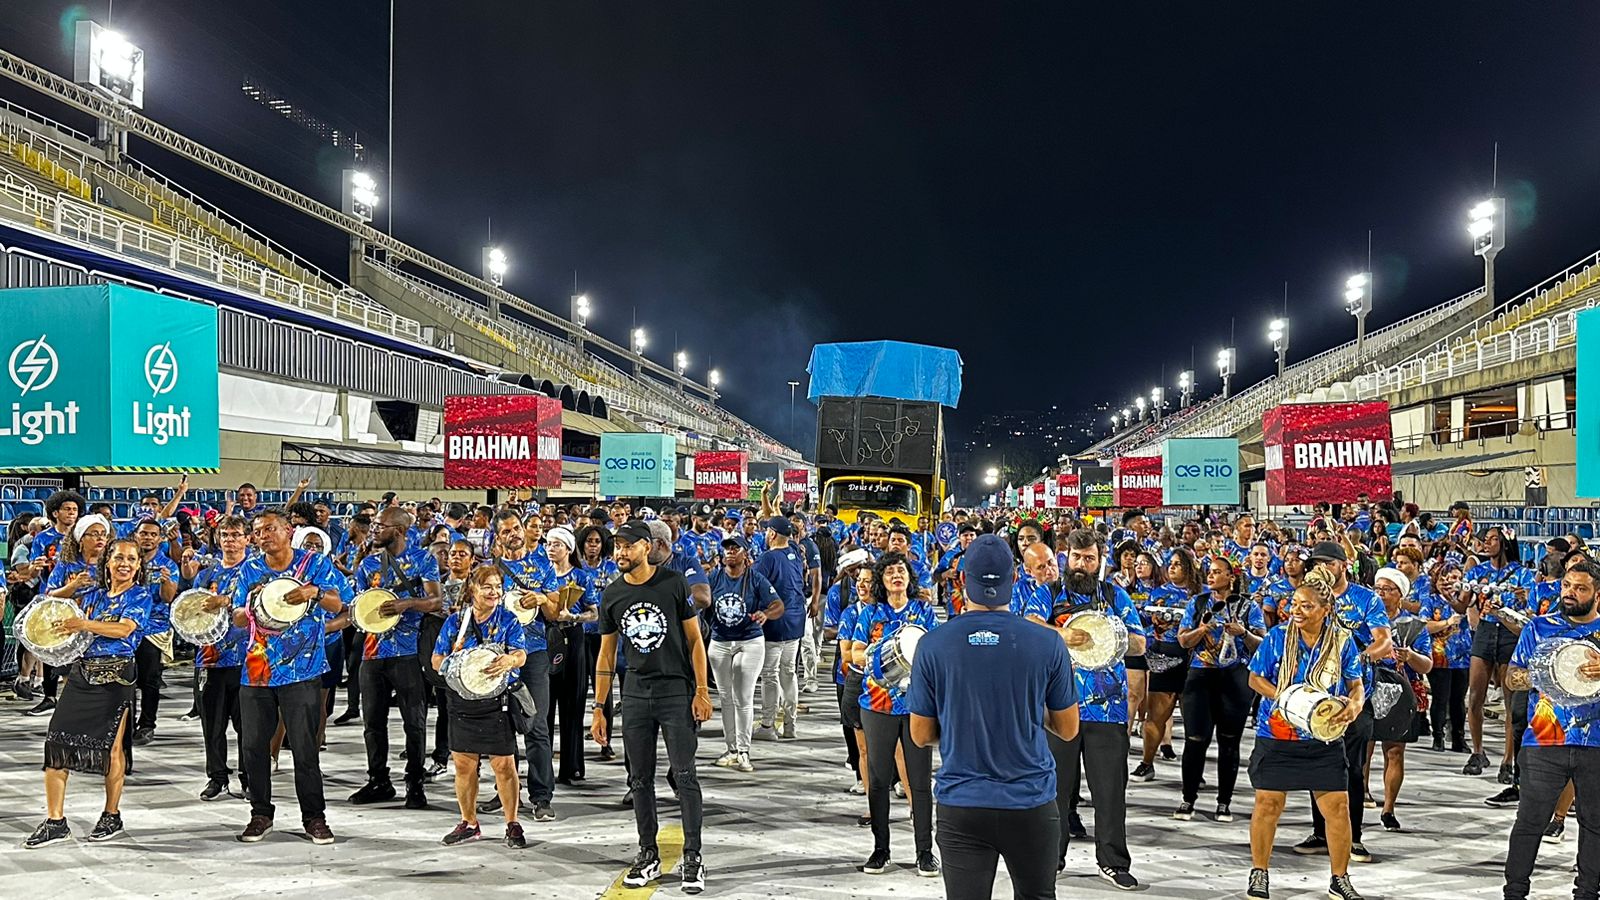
[694,451,749,499]
[781,468,810,504]
[1033,480,1047,509]
[1056,473,1079,508]
[443,395,562,489]
[1264,401,1393,505]
[1114,455,1163,508]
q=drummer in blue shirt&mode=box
[908,534,1080,900]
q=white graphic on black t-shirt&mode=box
[714,592,748,629]
[621,601,669,654]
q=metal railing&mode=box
[1353,302,1590,399]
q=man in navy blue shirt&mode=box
[909,534,1080,900]
[754,517,807,739]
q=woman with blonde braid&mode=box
[1243,569,1367,900]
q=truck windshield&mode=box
[824,481,919,516]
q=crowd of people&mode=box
[2,484,1597,900]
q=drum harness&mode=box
[243,551,315,639]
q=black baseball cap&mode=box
[1309,541,1348,563]
[614,520,653,544]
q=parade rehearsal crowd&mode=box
[4,483,1600,900]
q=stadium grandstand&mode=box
[0,42,800,506]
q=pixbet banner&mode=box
[1162,437,1240,505]
[443,394,562,489]
[1264,401,1394,505]
[781,468,811,504]
[1056,472,1079,508]
[1076,466,1114,509]
[694,450,749,500]
[0,284,219,472]
[1114,455,1164,508]
[599,433,677,497]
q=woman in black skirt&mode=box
[431,566,529,849]
[1244,570,1366,900]
[1134,547,1197,780]
[26,537,152,849]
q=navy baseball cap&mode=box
[963,534,1015,608]
[721,534,750,551]
[766,516,794,537]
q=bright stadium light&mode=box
[632,327,647,354]
[676,350,688,374]
[571,293,591,327]
[1151,387,1164,423]
[1111,413,1121,429]
[1344,273,1372,355]
[1469,197,1506,306]
[74,21,145,108]
[1177,369,1193,408]
[483,246,508,286]
[1267,317,1289,377]
[985,467,1000,479]
[1135,396,1147,419]
[708,369,722,404]
[1122,407,1133,422]
[1217,348,1235,398]
[343,169,379,223]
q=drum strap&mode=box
[380,552,422,596]
[497,558,541,593]
[453,608,488,653]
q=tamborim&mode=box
[865,624,927,693]
[1062,610,1129,671]
[1529,638,1600,707]
[171,589,231,645]
[1278,683,1350,743]
[352,588,401,635]
[504,589,542,626]
[17,597,91,667]
[442,642,511,701]
[250,577,310,632]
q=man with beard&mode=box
[1501,560,1600,900]
[1028,532,1146,890]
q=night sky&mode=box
[4,3,1600,456]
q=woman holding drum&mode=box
[431,565,529,849]
[1135,547,1200,780]
[1244,569,1367,900]
[1369,568,1433,833]
[848,550,940,878]
[24,536,153,848]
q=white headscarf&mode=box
[292,526,333,556]
[546,526,577,554]
[72,513,112,541]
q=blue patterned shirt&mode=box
[1047,583,1146,725]
[497,554,556,652]
[354,545,441,660]
[433,605,528,689]
[79,584,154,658]
[194,559,250,669]
[233,550,346,688]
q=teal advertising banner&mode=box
[1578,308,1600,498]
[599,433,677,497]
[1163,437,1241,505]
[0,284,219,472]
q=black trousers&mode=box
[837,683,861,777]
[341,628,361,713]
[1310,703,1374,843]
[1504,745,1600,900]
[547,625,589,781]
[862,708,934,855]
[199,665,243,782]
[1181,666,1251,805]
[240,678,325,822]
[1509,690,1529,785]
[134,637,164,730]
[431,687,450,764]
[1052,721,1132,870]
[520,650,555,804]
[1427,667,1468,745]
[42,663,62,699]
[358,655,427,786]
[937,802,1060,900]
[621,692,704,854]
[587,631,614,737]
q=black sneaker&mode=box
[625,847,663,886]
[1067,810,1088,838]
[441,821,481,846]
[87,811,123,842]
[1463,751,1488,776]
[404,784,428,810]
[1292,833,1328,855]
[1328,873,1364,900]
[1544,818,1566,844]
[1132,762,1156,782]
[200,779,228,802]
[237,815,273,843]
[23,817,70,849]
[856,814,872,828]
[1348,841,1372,863]
[534,802,555,822]
[478,795,504,815]
[132,726,155,747]
[599,744,616,761]
[25,697,56,717]
[681,850,707,893]
[621,789,635,809]
[14,679,34,701]
[1381,812,1401,832]
[1098,866,1139,890]
[505,821,526,849]
[916,851,940,878]
[860,847,891,875]
[1485,786,1520,808]
[1215,802,1234,823]
[348,780,396,805]
[1431,734,1445,752]
[332,708,360,725]
[1173,801,1194,821]
[422,759,448,782]
[1497,762,1515,785]
[1247,867,1270,898]
[1159,743,1177,760]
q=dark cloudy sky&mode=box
[4,3,1600,454]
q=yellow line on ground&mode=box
[596,823,684,900]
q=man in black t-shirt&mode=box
[594,520,713,894]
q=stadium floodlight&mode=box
[985,467,1000,479]
[1177,369,1193,408]
[571,293,591,328]
[632,328,647,354]
[1267,317,1289,377]
[1344,273,1371,355]
[343,169,379,223]
[1469,197,1505,305]
[708,369,722,404]
[483,247,508,286]
[1151,387,1164,423]
[1135,396,1147,419]
[1111,413,1121,429]
[676,350,688,374]
[1217,348,1235,398]
[74,22,145,108]
[1122,407,1133,422]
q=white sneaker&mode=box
[850,780,865,795]
[893,782,906,799]
[735,753,754,773]
[713,751,738,768]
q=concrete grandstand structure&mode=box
[0,44,799,499]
